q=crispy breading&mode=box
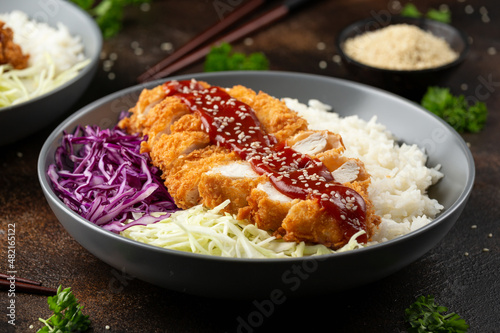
[238,185,297,232]
[280,200,345,248]
[118,85,167,134]
[228,85,308,141]
[199,168,265,215]
[146,130,210,180]
[164,146,240,208]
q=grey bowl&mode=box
[0,0,102,146]
[38,71,474,299]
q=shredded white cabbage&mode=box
[0,53,90,107]
[121,200,365,258]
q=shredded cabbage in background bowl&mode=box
[0,54,90,108]
[122,200,366,258]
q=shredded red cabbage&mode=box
[47,125,179,233]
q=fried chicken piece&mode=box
[139,100,209,173]
[228,85,308,141]
[281,200,345,248]
[164,146,240,208]
[237,130,378,249]
[0,21,29,69]
[198,161,266,214]
[279,182,380,248]
[119,81,211,136]
[145,130,210,177]
[288,130,370,184]
[240,179,380,249]
[238,182,297,232]
[287,130,344,155]
[118,85,167,135]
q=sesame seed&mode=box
[161,42,173,51]
[332,54,342,64]
[439,4,449,12]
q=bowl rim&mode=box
[37,70,476,264]
[0,0,102,113]
[336,15,470,74]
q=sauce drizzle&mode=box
[163,79,367,242]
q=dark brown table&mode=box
[1,0,499,332]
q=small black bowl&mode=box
[336,16,469,101]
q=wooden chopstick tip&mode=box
[1,274,57,296]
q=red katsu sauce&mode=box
[163,79,367,242]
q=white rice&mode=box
[284,98,444,244]
[0,10,86,76]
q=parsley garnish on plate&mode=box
[421,86,488,133]
[204,42,269,72]
[405,295,469,333]
[38,286,91,333]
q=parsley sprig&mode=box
[71,0,151,38]
[38,286,91,333]
[401,3,451,23]
[421,86,488,133]
[204,42,269,72]
[405,295,469,333]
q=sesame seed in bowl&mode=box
[336,16,469,101]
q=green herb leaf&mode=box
[421,86,488,133]
[401,3,422,18]
[400,3,451,23]
[204,42,269,72]
[405,295,469,333]
[70,0,151,38]
[426,8,452,23]
[70,0,95,11]
[38,286,91,333]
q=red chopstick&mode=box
[137,0,267,83]
[137,0,312,83]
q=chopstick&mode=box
[0,273,57,296]
[137,0,311,83]
[137,0,268,83]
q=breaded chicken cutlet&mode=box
[119,79,380,249]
